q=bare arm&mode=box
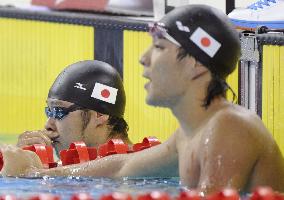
[0,145,43,177]
[2,131,179,178]
[197,112,260,194]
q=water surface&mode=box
[0,176,181,199]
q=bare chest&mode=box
[177,133,201,188]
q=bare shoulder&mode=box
[211,104,270,140]
[197,104,284,192]
[203,104,273,153]
[214,104,259,126]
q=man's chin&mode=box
[146,96,167,107]
[146,96,157,106]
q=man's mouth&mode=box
[142,72,151,80]
[143,73,151,89]
[52,140,59,144]
[51,137,60,145]
[144,81,151,89]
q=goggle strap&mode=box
[148,23,181,47]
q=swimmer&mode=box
[2,5,284,194]
[17,60,131,156]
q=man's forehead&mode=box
[152,35,165,41]
[152,36,181,51]
[152,36,173,45]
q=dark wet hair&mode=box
[107,115,129,139]
[177,47,237,108]
[81,109,91,130]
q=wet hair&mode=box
[177,47,237,108]
[107,115,129,140]
[81,109,91,131]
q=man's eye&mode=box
[154,44,164,49]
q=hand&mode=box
[17,130,59,148]
[0,145,43,177]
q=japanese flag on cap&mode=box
[91,82,118,104]
[190,27,221,58]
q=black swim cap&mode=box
[48,60,126,117]
[159,4,241,78]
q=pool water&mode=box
[0,177,182,199]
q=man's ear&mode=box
[191,61,208,80]
[185,56,208,80]
[94,112,109,126]
[178,55,208,81]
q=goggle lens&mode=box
[45,104,84,120]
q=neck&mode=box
[109,134,132,145]
[171,79,228,135]
[84,124,109,147]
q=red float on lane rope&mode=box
[60,141,97,166]
[100,192,132,200]
[133,137,161,152]
[23,144,57,169]
[98,139,129,158]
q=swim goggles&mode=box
[45,104,84,120]
[148,22,181,47]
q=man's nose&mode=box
[45,117,57,131]
[140,48,151,67]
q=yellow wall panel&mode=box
[273,47,280,140]
[262,45,284,155]
[226,64,239,103]
[278,47,284,154]
[263,46,274,134]
[123,31,178,143]
[0,18,94,142]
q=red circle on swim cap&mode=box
[101,89,110,98]
[201,37,211,47]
